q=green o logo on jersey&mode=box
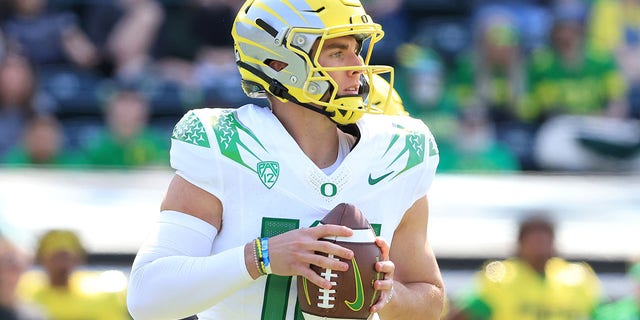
[320,183,338,197]
[257,161,279,189]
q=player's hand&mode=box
[268,225,354,289]
[371,237,395,314]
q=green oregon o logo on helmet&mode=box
[231,0,394,125]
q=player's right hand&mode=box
[268,225,354,289]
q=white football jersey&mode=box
[169,104,439,320]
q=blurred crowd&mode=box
[0,0,244,170]
[0,0,640,172]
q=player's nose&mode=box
[346,54,364,77]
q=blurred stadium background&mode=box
[1,169,639,301]
[1,0,640,316]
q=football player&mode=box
[447,214,602,320]
[126,0,444,319]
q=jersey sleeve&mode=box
[169,109,224,198]
[407,117,440,204]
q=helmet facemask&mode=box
[291,27,393,124]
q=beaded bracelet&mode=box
[254,238,267,276]
[252,241,262,276]
[260,237,272,275]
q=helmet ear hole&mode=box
[265,59,288,71]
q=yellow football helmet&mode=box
[232,0,393,124]
[369,73,408,116]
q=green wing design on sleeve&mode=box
[384,124,427,179]
[171,111,211,148]
[212,110,268,173]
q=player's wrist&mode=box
[254,237,272,276]
[244,237,274,279]
[244,241,263,279]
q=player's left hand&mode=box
[370,237,395,314]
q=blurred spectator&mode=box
[84,0,164,81]
[588,0,640,119]
[529,1,640,172]
[447,213,602,320]
[526,0,628,121]
[451,6,527,122]
[83,87,169,168]
[17,229,129,320]
[2,0,99,69]
[446,6,535,169]
[393,43,463,166]
[0,234,46,320]
[470,1,553,54]
[1,115,86,167]
[593,260,640,319]
[394,43,452,117]
[0,54,51,159]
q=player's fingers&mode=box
[372,259,394,313]
[310,239,354,260]
[370,282,394,313]
[375,259,395,278]
[310,224,354,239]
[375,237,390,260]
[305,251,350,272]
[374,278,394,291]
[299,267,333,290]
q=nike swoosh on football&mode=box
[368,171,394,185]
[344,257,365,311]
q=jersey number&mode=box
[259,217,381,320]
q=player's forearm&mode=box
[127,211,253,320]
[378,281,445,320]
[128,246,253,320]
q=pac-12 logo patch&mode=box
[257,161,279,189]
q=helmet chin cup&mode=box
[327,96,367,125]
[368,73,407,116]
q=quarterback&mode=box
[126,0,444,319]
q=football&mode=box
[297,203,382,320]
